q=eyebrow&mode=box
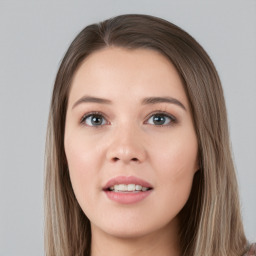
[142,97,186,111]
[72,96,112,109]
[72,95,186,111]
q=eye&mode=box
[81,113,108,127]
[146,113,176,126]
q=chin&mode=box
[105,224,153,239]
[91,215,178,241]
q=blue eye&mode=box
[147,113,175,126]
[81,114,107,126]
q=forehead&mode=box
[69,47,188,108]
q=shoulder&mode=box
[244,243,256,256]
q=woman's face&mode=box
[64,47,198,239]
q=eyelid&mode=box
[144,111,177,125]
[79,110,177,126]
[80,111,110,126]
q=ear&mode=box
[63,151,68,167]
[194,152,201,174]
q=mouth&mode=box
[107,184,151,193]
[103,176,153,204]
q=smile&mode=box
[103,176,153,204]
[109,184,151,192]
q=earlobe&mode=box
[195,161,200,173]
[63,152,69,168]
[194,167,200,174]
[194,154,201,174]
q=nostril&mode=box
[113,157,119,162]
[111,157,139,162]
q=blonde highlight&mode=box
[44,14,248,256]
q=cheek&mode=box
[151,131,198,205]
[152,132,198,176]
[64,135,100,209]
[65,136,90,174]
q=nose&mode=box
[106,126,147,164]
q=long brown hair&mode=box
[44,14,248,256]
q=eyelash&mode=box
[80,111,177,127]
[80,111,108,128]
[144,111,177,127]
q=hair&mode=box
[44,14,248,256]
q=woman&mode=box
[44,14,255,256]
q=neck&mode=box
[90,218,180,256]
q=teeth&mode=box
[110,184,150,192]
[127,184,135,191]
[135,185,142,191]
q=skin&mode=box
[64,47,198,256]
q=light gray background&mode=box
[0,1,255,255]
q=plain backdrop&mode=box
[0,1,255,255]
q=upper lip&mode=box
[103,176,153,190]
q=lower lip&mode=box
[104,190,152,204]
